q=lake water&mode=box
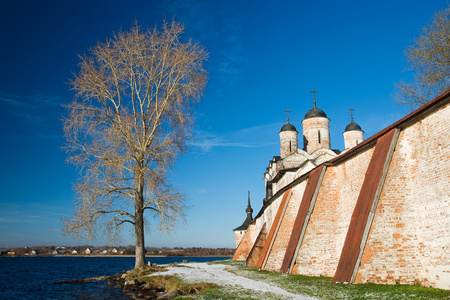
[0,256,229,299]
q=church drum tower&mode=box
[302,90,331,154]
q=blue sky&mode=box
[0,0,447,248]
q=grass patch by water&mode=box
[223,261,450,299]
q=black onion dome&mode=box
[305,107,328,119]
[280,123,297,132]
[345,121,362,132]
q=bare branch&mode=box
[62,20,207,270]
[395,6,450,109]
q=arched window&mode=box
[318,130,321,143]
[289,141,292,152]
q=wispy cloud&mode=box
[0,202,66,224]
[216,21,246,84]
[0,91,67,139]
[190,123,279,152]
[0,96,25,106]
[196,188,207,194]
[0,92,64,108]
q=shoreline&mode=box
[1,254,232,258]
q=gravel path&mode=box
[149,262,317,299]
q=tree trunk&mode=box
[134,180,146,270]
[135,212,146,269]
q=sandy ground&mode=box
[149,262,317,299]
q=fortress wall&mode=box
[246,223,268,267]
[276,172,296,192]
[234,230,246,248]
[264,181,307,271]
[254,194,283,240]
[356,102,450,289]
[233,190,285,263]
[232,223,256,261]
[293,146,374,277]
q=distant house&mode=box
[111,248,119,253]
[85,248,92,255]
[71,250,78,254]
[52,250,61,255]
[7,250,15,256]
[31,250,40,255]
[101,250,108,254]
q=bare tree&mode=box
[395,6,450,109]
[62,20,208,270]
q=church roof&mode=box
[233,217,252,231]
[280,122,297,132]
[305,106,328,119]
[345,121,362,131]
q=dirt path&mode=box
[149,262,317,299]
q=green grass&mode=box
[131,260,450,299]
[225,263,450,299]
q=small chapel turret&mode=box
[232,191,253,248]
[279,110,298,158]
[302,90,331,153]
[343,108,364,149]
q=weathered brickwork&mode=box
[254,196,282,241]
[232,223,256,261]
[234,231,245,248]
[247,224,267,267]
[356,102,450,289]
[264,181,307,271]
[302,117,331,153]
[343,130,364,150]
[235,196,284,265]
[280,130,298,158]
[293,147,374,277]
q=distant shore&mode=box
[2,254,232,258]
[2,246,235,258]
[62,254,166,258]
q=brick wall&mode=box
[247,224,268,267]
[232,223,256,261]
[234,230,246,248]
[232,194,284,263]
[255,196,282,239]
[280,130,298,158]
[355,102,450,289]
[264,181,307,271]
[293,147,374,277]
